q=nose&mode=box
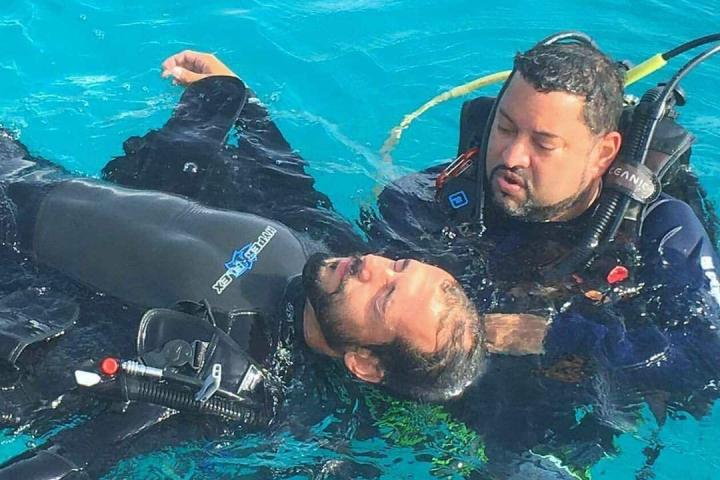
[501,136,531,170]
[357,255,395,283]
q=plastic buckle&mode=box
[435,147,479,191]
[191,340,209,370]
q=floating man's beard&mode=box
[301,252,363,350]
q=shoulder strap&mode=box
[433,97,495,222]
[457,97,496,155]
[606,110,696,236]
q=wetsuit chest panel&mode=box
[33,180,307,313]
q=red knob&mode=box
[99,357,120,376]
[607,266,629,285]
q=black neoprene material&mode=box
[102,76,249,199]
[0,289,79,365]
[160,75,248,146]
[0,404,176,479]
[0,76,311,478]
[33,179,308,314]
[0,447,85,480]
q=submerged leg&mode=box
[0,404,181,479]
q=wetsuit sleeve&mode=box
[101,74,313,199]
[203,90,367,253]
[198,84,333,211]
[101,75,248,197]
[639,196,720,308]
[103,76,365,254]
[544,305,720,419]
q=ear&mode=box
[589,130,622,179]
[344,349,384,384]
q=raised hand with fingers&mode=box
[161,50,239,86]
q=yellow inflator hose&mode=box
[380,52,668,163]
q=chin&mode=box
[492,192,523,215]
[302,253,330,292]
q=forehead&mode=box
[389,277,454,353]
[499,75,589,132]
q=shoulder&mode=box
[374,165,448,237]
[638,194,720,291]
[639,194,709,251]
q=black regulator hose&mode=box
[538,31,599,48]
[472,79,509,223]
[546,43,720,279]
[124,376,269,429]
[663,34,720,61]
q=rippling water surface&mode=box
[1,1,719,478]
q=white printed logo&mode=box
[212,226,277,295]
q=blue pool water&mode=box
[1,0,719,478]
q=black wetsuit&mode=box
[373,96,720,469]
[0,181,312,478]
[0,77,367,479]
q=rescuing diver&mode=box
[375,31,720,472]
[376,32,720,319]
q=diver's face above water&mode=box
[485,74,609,222]
[302,254,456,354]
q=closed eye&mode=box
[394,259,411,272]
[533,138,557,151]
[383,284,396,314]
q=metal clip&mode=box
[238,365,263,392]
[195,363,222,403]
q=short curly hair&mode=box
[513,42,625,135]
[364,280,486,403]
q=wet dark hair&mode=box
[513,42,624,135]
[303,253,486,401]
[364,281,486,402]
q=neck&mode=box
[483,313,549,355]
[550,179,602,222]
[302,299,340,357]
